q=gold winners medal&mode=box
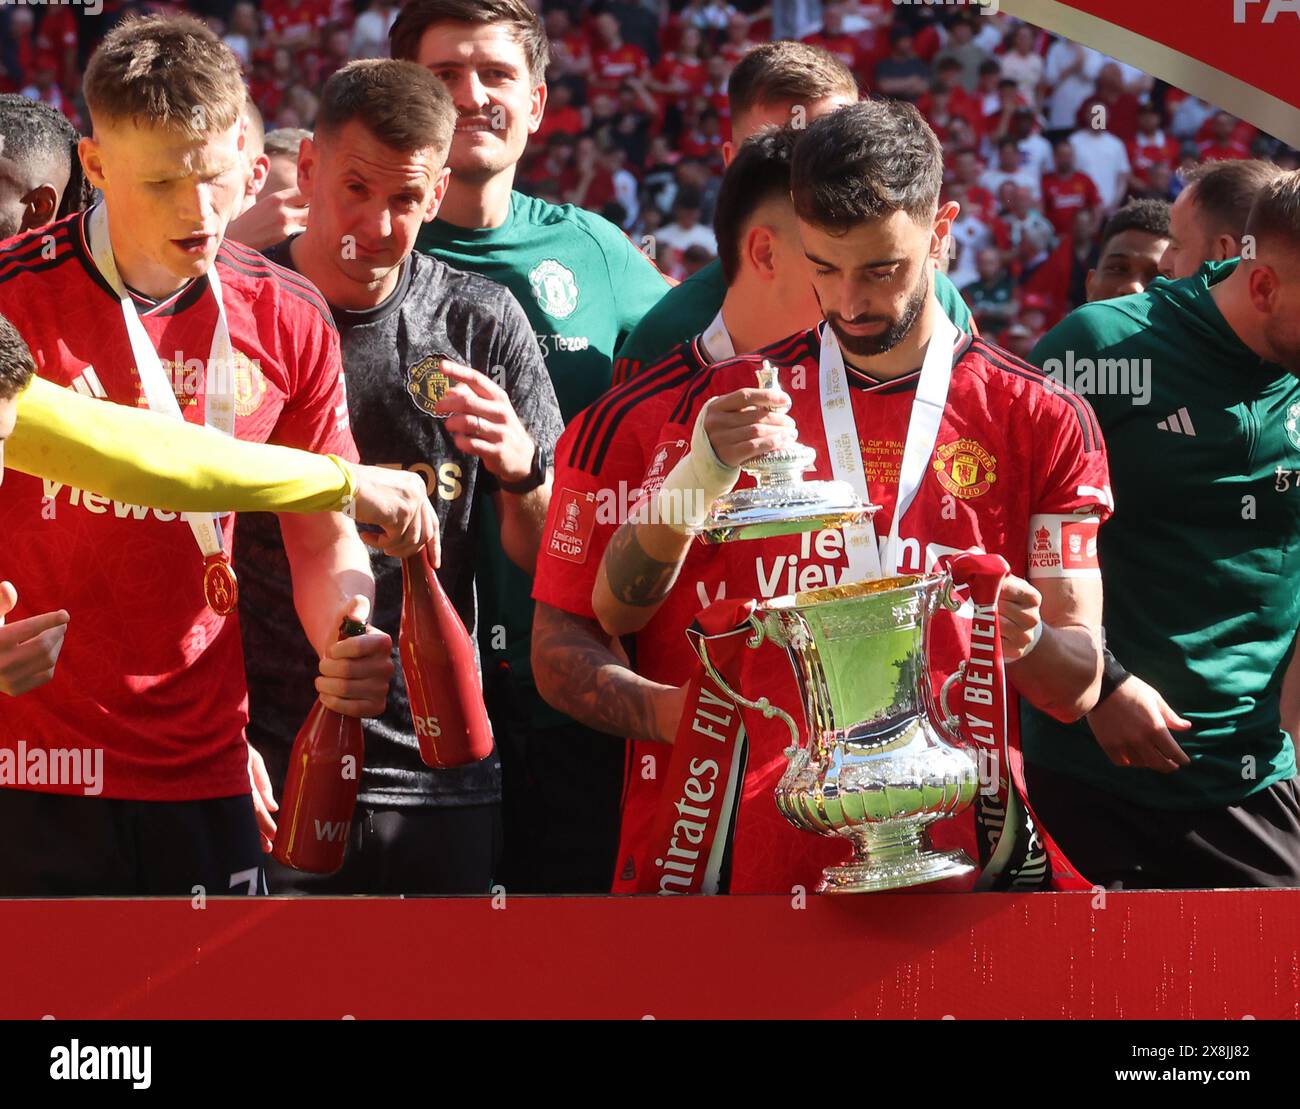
[202,553,240,616]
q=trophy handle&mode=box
[686,605,802,754]
[935,664,967,746]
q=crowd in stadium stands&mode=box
[2,1,1297,355]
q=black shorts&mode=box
[1026,762,1300,890]
[0,788,267,897]
[265,802,501,895]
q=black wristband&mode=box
[1094,647,1130,708]
[499,443,550,495]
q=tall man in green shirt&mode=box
[390,0,671,891]
[1022,171,1300,889]
[612,42,974,383]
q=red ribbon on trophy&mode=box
[632,599,754,895]
[941,552,1090,893]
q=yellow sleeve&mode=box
[7,376,357,514]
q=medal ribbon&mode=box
[85,204,237,600]
[818,311,960,580]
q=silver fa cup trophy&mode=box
[688,363,981,893]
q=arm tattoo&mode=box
[604,523,684,608]
[532,605,668,742]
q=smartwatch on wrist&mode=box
[1094,646,1131,708]
[499,443,550,495]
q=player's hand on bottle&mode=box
[0,581,70,697]
[351,464,441,564]
[1085,674,1192,773]
[997,574,1043,662]
[701,386,796,468]
[247,743,278,853]
[315,595,394,718]
[225,187,309,251]
[433,360,537,486]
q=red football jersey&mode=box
[591,44,649,95]
[0,213,356,801]
[610,326,1112,894]
[1041,171,1101,235]
[1127,131,1180,184]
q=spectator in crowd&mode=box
[654,187,717,257]
[962,246,1017,332]
[1041,137,1102,235]
[945,180,994,289]
[1199,111,1252,163]
[996,184,1057,255]
[1010,106,1054,179]
[351,0,400,59]
[873,26,931,103]
[1084,198,1172,302]
[1128,102,1181,188]
[590,11,650,97]
[804,1,866,85]
[222,2,261,68]
[1163,159,1285,279]
[1077,62,1140,143]
[1070,117,1132,211]
[1043,35,1103,138]
[934,13,990,93]
[982,135,1041,202]
[1000,21,1045,104]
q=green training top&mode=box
[417,191,671,698]
[612,257,976,375]
[1022,260,1300,808]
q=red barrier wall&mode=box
[1,891,1296,1019]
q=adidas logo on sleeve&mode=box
[1157,407,1196,435]
[70,366,108,400]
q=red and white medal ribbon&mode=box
[86,203,239,615]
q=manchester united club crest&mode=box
[232,350,267,417]
[407,355,451,418]
[932,438,997,499]
[528,259,580,320]
[1286,402,1300,452]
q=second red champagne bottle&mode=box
[400,543,493,768]
[271,616,367,874]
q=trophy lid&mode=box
[694,361,878,544]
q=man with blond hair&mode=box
[0,15,392,896]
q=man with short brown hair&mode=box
[391,0,671,892]
[238,58,562,895]
[0,15,390,896]
[1163,159,1286,280]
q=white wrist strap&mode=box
[652,396,740,534]
[1021,619,1045,658]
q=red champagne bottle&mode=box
[400,544,493,768]
[271,616,367,874]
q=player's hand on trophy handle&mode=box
[997,575,1043,662]
[247,743,279,852]
[0,581,70,697]
[1085,674,1192,773]
[352,464,441,564]
[433,360,536,485]
[702,386,797,468]
[316,595,395,718]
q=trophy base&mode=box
[818,847,975,894]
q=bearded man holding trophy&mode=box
[589,99,1115,896]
